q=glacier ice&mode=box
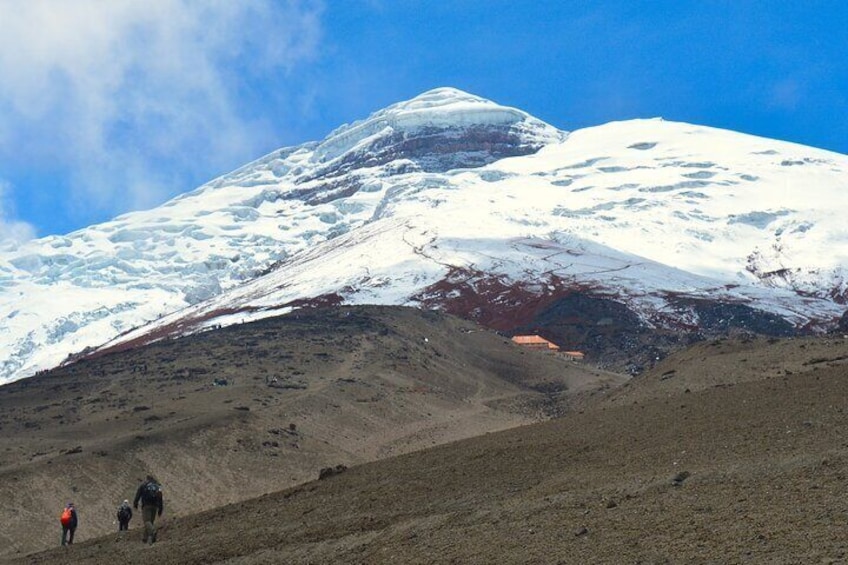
[1,90,847,386]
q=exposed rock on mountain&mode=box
[2,87,847,383]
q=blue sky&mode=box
[0,1,846,242]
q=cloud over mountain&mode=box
[0,0,323,233]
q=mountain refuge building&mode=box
[511,335,560,351]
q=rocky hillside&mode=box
[9,330,848,564]
[0,306,621,559]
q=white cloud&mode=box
[0,179,36,245]
[0,0,323,231]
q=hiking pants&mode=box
[61,525,75,545]
[141,505,158,542]
[118,520,129,531]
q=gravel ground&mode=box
[0,306,621,561]
[10,332,848,564]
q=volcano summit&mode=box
[1,87,847,383]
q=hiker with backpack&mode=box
[59,502,78,546]
[133,475,164,544]
[117,499,133,531]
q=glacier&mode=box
[1,87,847,384]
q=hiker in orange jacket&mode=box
[60,502,78,546]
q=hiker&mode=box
[133,475,164,544]
[117,499,133,531]
[60,502,78,546]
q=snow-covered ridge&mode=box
[1,88,847,385]
[313,87,565,163]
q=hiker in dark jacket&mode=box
[60,502,78,546]
[117,499,133,531]
[133,475,164,544]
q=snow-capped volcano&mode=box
[2,87,847,384]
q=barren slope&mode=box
[10,333,848,564]
[0,306,619,558]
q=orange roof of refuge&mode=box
[511,335,560,350]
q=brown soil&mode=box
[0,306,621,561]
[7,311,848,563]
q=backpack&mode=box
[141,481,161,504]
[60,507,73,526]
